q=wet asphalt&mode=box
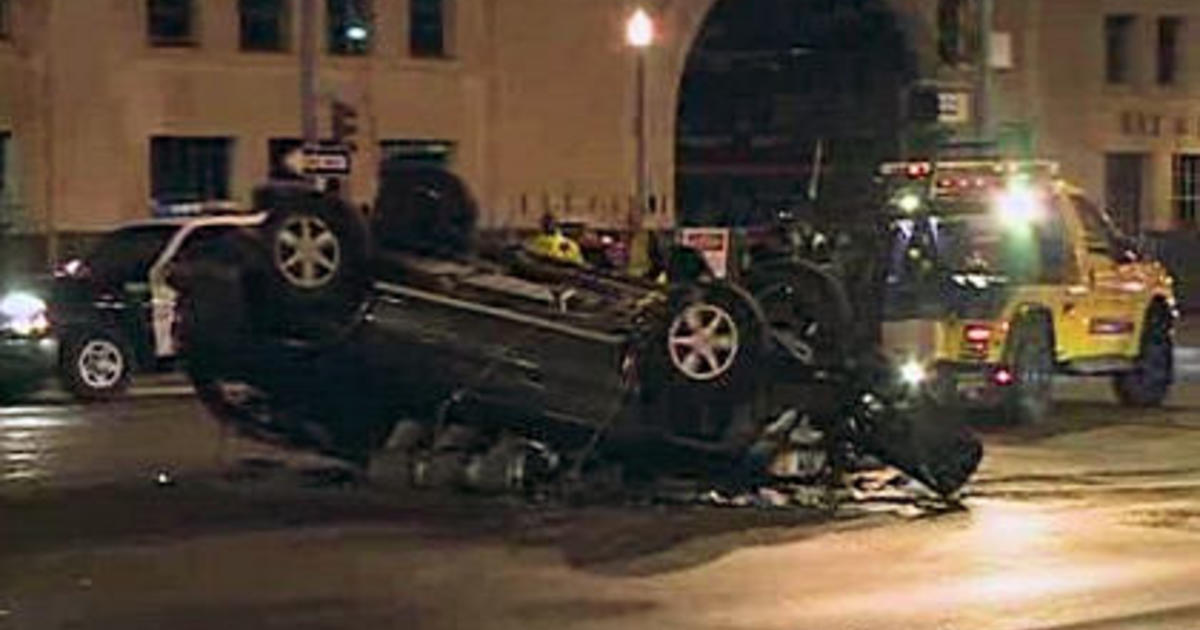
[4,376,1200,628]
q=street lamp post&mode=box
[299,0,319,147]
[974,0,994,139]
[626,8,654,268]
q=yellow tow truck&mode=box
[878,159,1176,423]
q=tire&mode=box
[645,283,767,445]
[59,329,132,401]
[1003,315,1054,425]
[751,270,847,368]
[663,283,762,394]
[1114,307,1173,407]
[258,192,370,341]
[373,164,478,257]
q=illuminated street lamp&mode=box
[626,8,654,48]
[626,8,655,256]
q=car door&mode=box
[85,225,179,366]
[1068,195,1143,359]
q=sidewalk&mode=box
[25,372,194,404]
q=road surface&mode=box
[4,379,1200,629]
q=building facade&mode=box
[0,0,678,261]
[1013,0,1200,234]
[1,0,1198,267]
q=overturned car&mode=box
[170,162,982,498]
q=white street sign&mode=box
[284,147,352,176]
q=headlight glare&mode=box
[899,358,927,387]
[0,291,49,336]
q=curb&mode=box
[22,379,195,405]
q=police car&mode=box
[46,205,267,399]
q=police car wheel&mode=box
[1003,318,1053,425]
[59,330,132,401]
[1114,309,1173,407]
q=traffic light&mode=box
[331,99,359,150]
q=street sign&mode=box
[678,227,731,279]
[938,91,972,125]
[284,146,352,176]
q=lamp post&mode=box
[299,0,318,147]
[626,8,654,233]
[974,0,993,139]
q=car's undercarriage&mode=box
[170,163,983,505]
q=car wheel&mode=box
[1114,307,1173,407]
[59,330,132,401]
[649,284,767,445]
[664,284,761,390]
[1003,316,1054,425]
[259,192,370,340]
[753,275,845,368]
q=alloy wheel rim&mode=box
[668,303,739,381]
[77,339,124,389]
[274,215,341,289]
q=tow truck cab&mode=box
[876,159,1175,420]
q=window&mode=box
[0,0,10,40]
[327,0,371,55]
[148,0,195,47]
[150,137,233,204]
[410,0,447,58]
[1158,17,1183,86]
[937,0,970,65]
[1073,195,1120,255]
[240,0,289,51]
[1105,153,1145,234]
[86,226,178,284]
[379,139,454,168]
[1105,15,1135,84]
[1172,155,1200,227]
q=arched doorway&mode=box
[675,0,917,226]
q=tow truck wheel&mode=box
[1114,308,1173,407]
[1003,316,1054,425]
[59,329,132,401]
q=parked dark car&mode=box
[45,213,265,400]
[171,164,982,496]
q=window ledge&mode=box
[149,40,200,50]
[239,47,291,55]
